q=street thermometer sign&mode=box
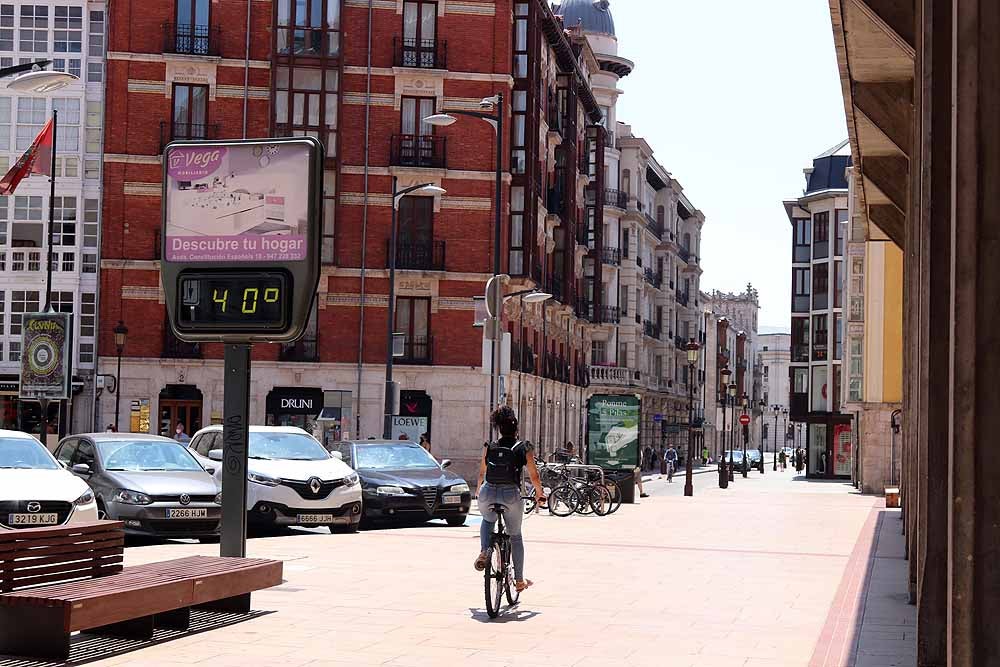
[161,136,324,343]
[160,136,323,559]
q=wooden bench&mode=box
[0,521,283,661]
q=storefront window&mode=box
[266,387,323,436]
[833,423,853,476]
[811,365,828,412]
[809,423,827,474]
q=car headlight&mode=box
[345,473,359,487]
[112,489,152,505]
[75,489,95,506]
[248,472,280,487]
[214,493,223,505]
[376,485,405,496]
[450,483,470,494]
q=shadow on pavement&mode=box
[468,607,541,623]
[0,610,274,667]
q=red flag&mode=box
[0,119,54,195]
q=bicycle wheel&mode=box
[575,484,595,515]
[603,480,623,514]
[522,496,537,515]
[503,538,520,606]
[588,483,614,516]
[548,484,580,517]
[484,540,504,619]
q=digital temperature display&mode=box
[177,271,290,332]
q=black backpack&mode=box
[485,440,523,485]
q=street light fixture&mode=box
[684,339,700,497]
[383,179,447,439]
[718,366,731,489]
[728,381,737,482]
[425,95,505,426]
[113,321,128,432]
[6,68,78,93]
[740,393,749,478]
[772,404,781,471]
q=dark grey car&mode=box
[55,434,222,539]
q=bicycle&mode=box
[484,502,520,618]
[666,460,676,483]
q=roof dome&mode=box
[553,0,616,36]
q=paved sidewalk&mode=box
[0,466,915,667]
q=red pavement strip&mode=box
[809,504,885,667]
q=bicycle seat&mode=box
[490,503,507,513]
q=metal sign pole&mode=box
[220,343,251,558]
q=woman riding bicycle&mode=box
[474,406,545,592]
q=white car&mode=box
[0,429,99,530]
[188,425,362,532]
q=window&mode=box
[792,267,810,312]
[54,156,78,177]
[16,98,46,150]
[88,10,103,57]
[19,5,47,52]
[763,365,769,377]
[791,317,809,362]
[812,314,828,361]
[395,296,431,363]
[848,337,863,402]
[53,6,82,53]
[812,262,829,310]
[85,101,101,153]
[834,260,843,309]
[810,366,828,412]
[0,97,8,151]
[82,198,98,248]
[273,66,338,158]
[0,5,12,51]
[0,195,6,245]
[275,0,340,58]
[48,290,73,313]
[51,196,76,245]
[172,84,208,139]
[792,218,810,262]
[510,90,526,174]
[835,209,848,256]
[14,195,42,221]
[813,211,829,259]
[86,62,102,83]
[321,169,334,263]
[509,185,525,275]
[82,252,96,272]
[834,313,843,360]
[10,290,39,335]
[0,290,4,336]
[402,0,438,68]
[52,57,81,77]
[84,159,99,179]
[78,342,93,364]
[512,2,528,78]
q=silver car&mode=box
[56,433,221,539]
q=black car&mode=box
[330,440,471,527]
[746,449,763,471]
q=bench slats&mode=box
[0,521,125,594]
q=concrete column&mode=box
[949,1,1000,663]
[915,1,951,662]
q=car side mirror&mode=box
[441,459,452,469]
[71,463,91,475]
[208,449,224,462]
[204,467,216,476]
[330,451,343,460]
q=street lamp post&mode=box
[758,399,765,475]
[382,179,447,439]
[740,394,749,478]
[113,321,128,431]
[425,95,505,426]
[684,339,700,497]
[718,367,731,489]
[728,381,737,482]
[772,404,780,471]
[782,408,789,462]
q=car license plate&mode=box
[8,513,58,526]
[442,494,461,505]
[297,513,334,524]
[165,508,208,519]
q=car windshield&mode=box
[0,437,58,470]
[99,440,203,472]
[355,444,438,470]
[727,451,744,460]
[248,432,328,461]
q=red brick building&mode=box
[99,0,606,477]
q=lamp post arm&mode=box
[439,108,499,124]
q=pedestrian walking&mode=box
[702,446,710,465]
[778,449,787,471]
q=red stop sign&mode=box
[739,414,751,426]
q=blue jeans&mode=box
[478,482,525,580]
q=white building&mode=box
[758,332,791,450]
[0,1,105,441]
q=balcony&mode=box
[390,134,446,169]
[546,188,565,216]
[163,23,221,57]
[512,343,536,373]
[605,189,627,210]
[678,245,691,262]
[642,320,661,339]
[160,121,220,152]
[675,290,690,307]
[588,365,641,387]
[601,246,621,266]
[601,305,621,324]
[675,336,686,351]
[280,339,318,362]
[393,36,447,69]
[643,267,662,289]
[644,212,664,238]
[388,240,446,271]
[162,331,202,359]
[397,335,433,365]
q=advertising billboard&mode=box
[587,394,640,469]
[19,312,72,401]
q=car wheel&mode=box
[329,523,360,534]
[446,516,466,527]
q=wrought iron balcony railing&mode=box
[388,240,446,271]
[163,23,220,56]
[393,36,447,69]
[390,134,447,169]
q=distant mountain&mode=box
[759,325,790,335]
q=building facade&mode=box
[784,141,852,479]
[758,332,790,453]
[0,0,106,442]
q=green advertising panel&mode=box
[587,394,640,469]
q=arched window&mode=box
[622,169,631,197]
[683,232,691,250]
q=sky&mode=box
[610,0,848,331]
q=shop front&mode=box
[805,414,854,479]
[266,387,324,434]
[389,390,432,443]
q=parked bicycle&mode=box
[531,461,622,517]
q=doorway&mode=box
[158,384,203,440]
